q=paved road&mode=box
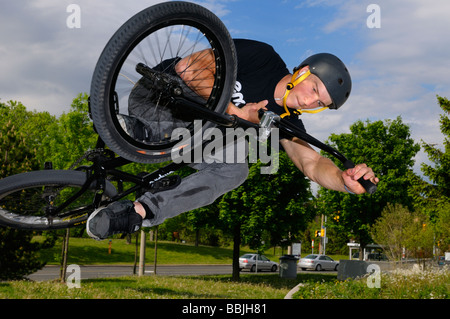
[28,264,334,281]
[27,264,234,281]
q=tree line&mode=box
[0,94,449,280]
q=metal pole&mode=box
[60,228,70,283]
[138,230,146,276]
[154,226,158,275]
[323,215,327,255]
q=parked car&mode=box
[239,254,278,272]
[352,252,389,261]
[298,254,339,271]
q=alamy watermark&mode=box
[171,120,280,174]
[66,264,81,289]
[367,4,381,29]
[367,264,381,288]
[67,4,381,30]
[66,4,81,29]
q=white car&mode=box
[239,254,278,272]
[298,254,339,271]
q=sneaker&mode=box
[86,200,143,240]
[117,114,151,142]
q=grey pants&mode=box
[140,140,249,227]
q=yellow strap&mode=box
[291,69,311,87]
[296,106,329,115]
[280,70,311,118]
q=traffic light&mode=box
[315,230,321,237]
[320,228,325,237]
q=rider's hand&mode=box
[342,163,379,194]
[241,100,268,123]
[226,100,268,123]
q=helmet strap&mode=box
[280,70,310,118]
[296,106,329,115]
[278,69,330,118]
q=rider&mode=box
[87,39,379,240]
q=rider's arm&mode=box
[281,137,346,192]
[280,137,378,194]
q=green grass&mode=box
[292,267,449,299]
[1,268,448,299]
[0,272,339,299]
[3,237,448,300]
[36,237,260,265]
[35,236,347,266]
[0,274,300,299]
[38,237,241,265]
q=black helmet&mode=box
[295,53,352,110]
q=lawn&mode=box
[2,237,447,301]
[35,236,347,266]
[0,273,305,299]
[2,268,447,299]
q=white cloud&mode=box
[0,0,165,114]
[0,0,239,114]
[306,0,450,177]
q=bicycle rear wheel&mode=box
[90,1,236,163]
[0,170,117,230]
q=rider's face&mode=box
[286,67,332,110]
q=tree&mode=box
[218,151,312,280]
[0,100,57,170]
[316,117,420,257]
[421,96,450,198]
[410,96,450,252]
[371,203,434,261]
[37,93,97,170]
[0,111,45,280]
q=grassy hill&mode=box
[35,236,346,265]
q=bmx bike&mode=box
[0,1,376,231]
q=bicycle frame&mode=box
[52,137,184,219]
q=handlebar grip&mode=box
[343,160,377,194]
[356,176,377,194]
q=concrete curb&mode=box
[284,283,304,299]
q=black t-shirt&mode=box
[231,39,306,136]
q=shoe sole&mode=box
[86,207,106,241]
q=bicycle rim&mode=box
[90,2,236,163]
[0,170,117,230]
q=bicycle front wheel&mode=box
[0,170,117,230]
[90,1,237,163]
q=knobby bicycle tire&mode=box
[90,1,237,163]
[0,170,117,230]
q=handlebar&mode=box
[169,90,377,194]
[263,111,377,194]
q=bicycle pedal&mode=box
[150,175,181,193]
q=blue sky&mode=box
[210,0,365,68]
[1,0,450,180]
